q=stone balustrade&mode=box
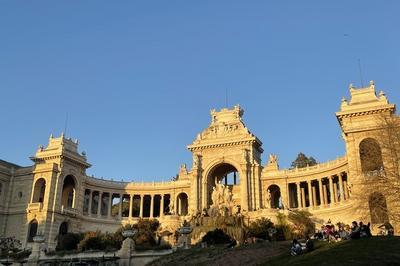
[28,202,43,212]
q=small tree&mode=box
[275,213,293,240]
[291,153,317,169]
[0,237,21,257]
[134,219,160,246]
[352,115,400,226]
[247,218,274,240]
[201,229,232,245]
[288,210,315,238]
[56,233,83,251]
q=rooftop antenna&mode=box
[357,59,364,87]
[64,112,69,137]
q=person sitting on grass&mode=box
[338,226,350,240]
[226,239,237,249]
[305,236,314,252]
[290,239,302,256]
[350,221,360,239]
[313,230,323,240]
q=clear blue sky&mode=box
[1,1,399,181]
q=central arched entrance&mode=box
[206,163,240,209]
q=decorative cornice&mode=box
[336,105,395,120]
[188,139,262,152]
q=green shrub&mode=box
[56,233,83,251]
[288,210,315,238]
[275,213,293,240]
[247,218,274,240]
[10,249,31,261]
[133,219,160,246]
[78,231,105,251]
[0,237,22,258]
[201,229,232,245]
[77,219,161,252]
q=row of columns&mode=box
[290,173,349,209]
[84,190,170,219]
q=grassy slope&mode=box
[149,237,400,266]
[149,241,290,266]
[264,237,400,266]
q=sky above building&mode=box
[1,1,399,181]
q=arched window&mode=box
[267,185,282,209]
[176,193,188,216]
[27,219,38,242]
[359,138,384,175]
[61,175,76,208]
[369,192,389,224]
[32,178,46,203]
[59,222,68,235]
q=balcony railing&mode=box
[28,202,43,212]
[61,206,79,217]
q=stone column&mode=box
[160,194,164,217]
[129,194,133,218]
[312,186,317,207]
[308,181,314,207]
[318,179,324,206]
[333,182,338,203]
[323,184,328,205]
[240,166,249,211]
[202,180,207,210]
[343,180,349,200]
[97,192,102,218]
[296,182,301,208]
[177,196,180,215]
[328,176,334,204]
[88,190,93,217]
[150,195,154,218]
[139,195,144,218]
[118,194,123,219]
[108,193,112,218]
[301,187,306,209]
[339,173,344,201]
[285,181,290,209]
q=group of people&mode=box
[291,220,378,256]
[312,220,373,242]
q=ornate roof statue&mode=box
[187,105,262,152]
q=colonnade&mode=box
[286,172,350,209]
[82,189,189,219]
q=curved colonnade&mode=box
[262,156,350,212]
[81,177,191,221]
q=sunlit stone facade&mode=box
[0,81,399,249]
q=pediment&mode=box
[188,105,262,151]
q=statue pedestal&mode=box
[177,234,191,249]
[117,238,135,266]
[27,236,45,266]
[177,226,193,249]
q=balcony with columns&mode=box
[81,189,188,221]
[285,172,350,211]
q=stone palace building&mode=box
[0,81,399,249]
